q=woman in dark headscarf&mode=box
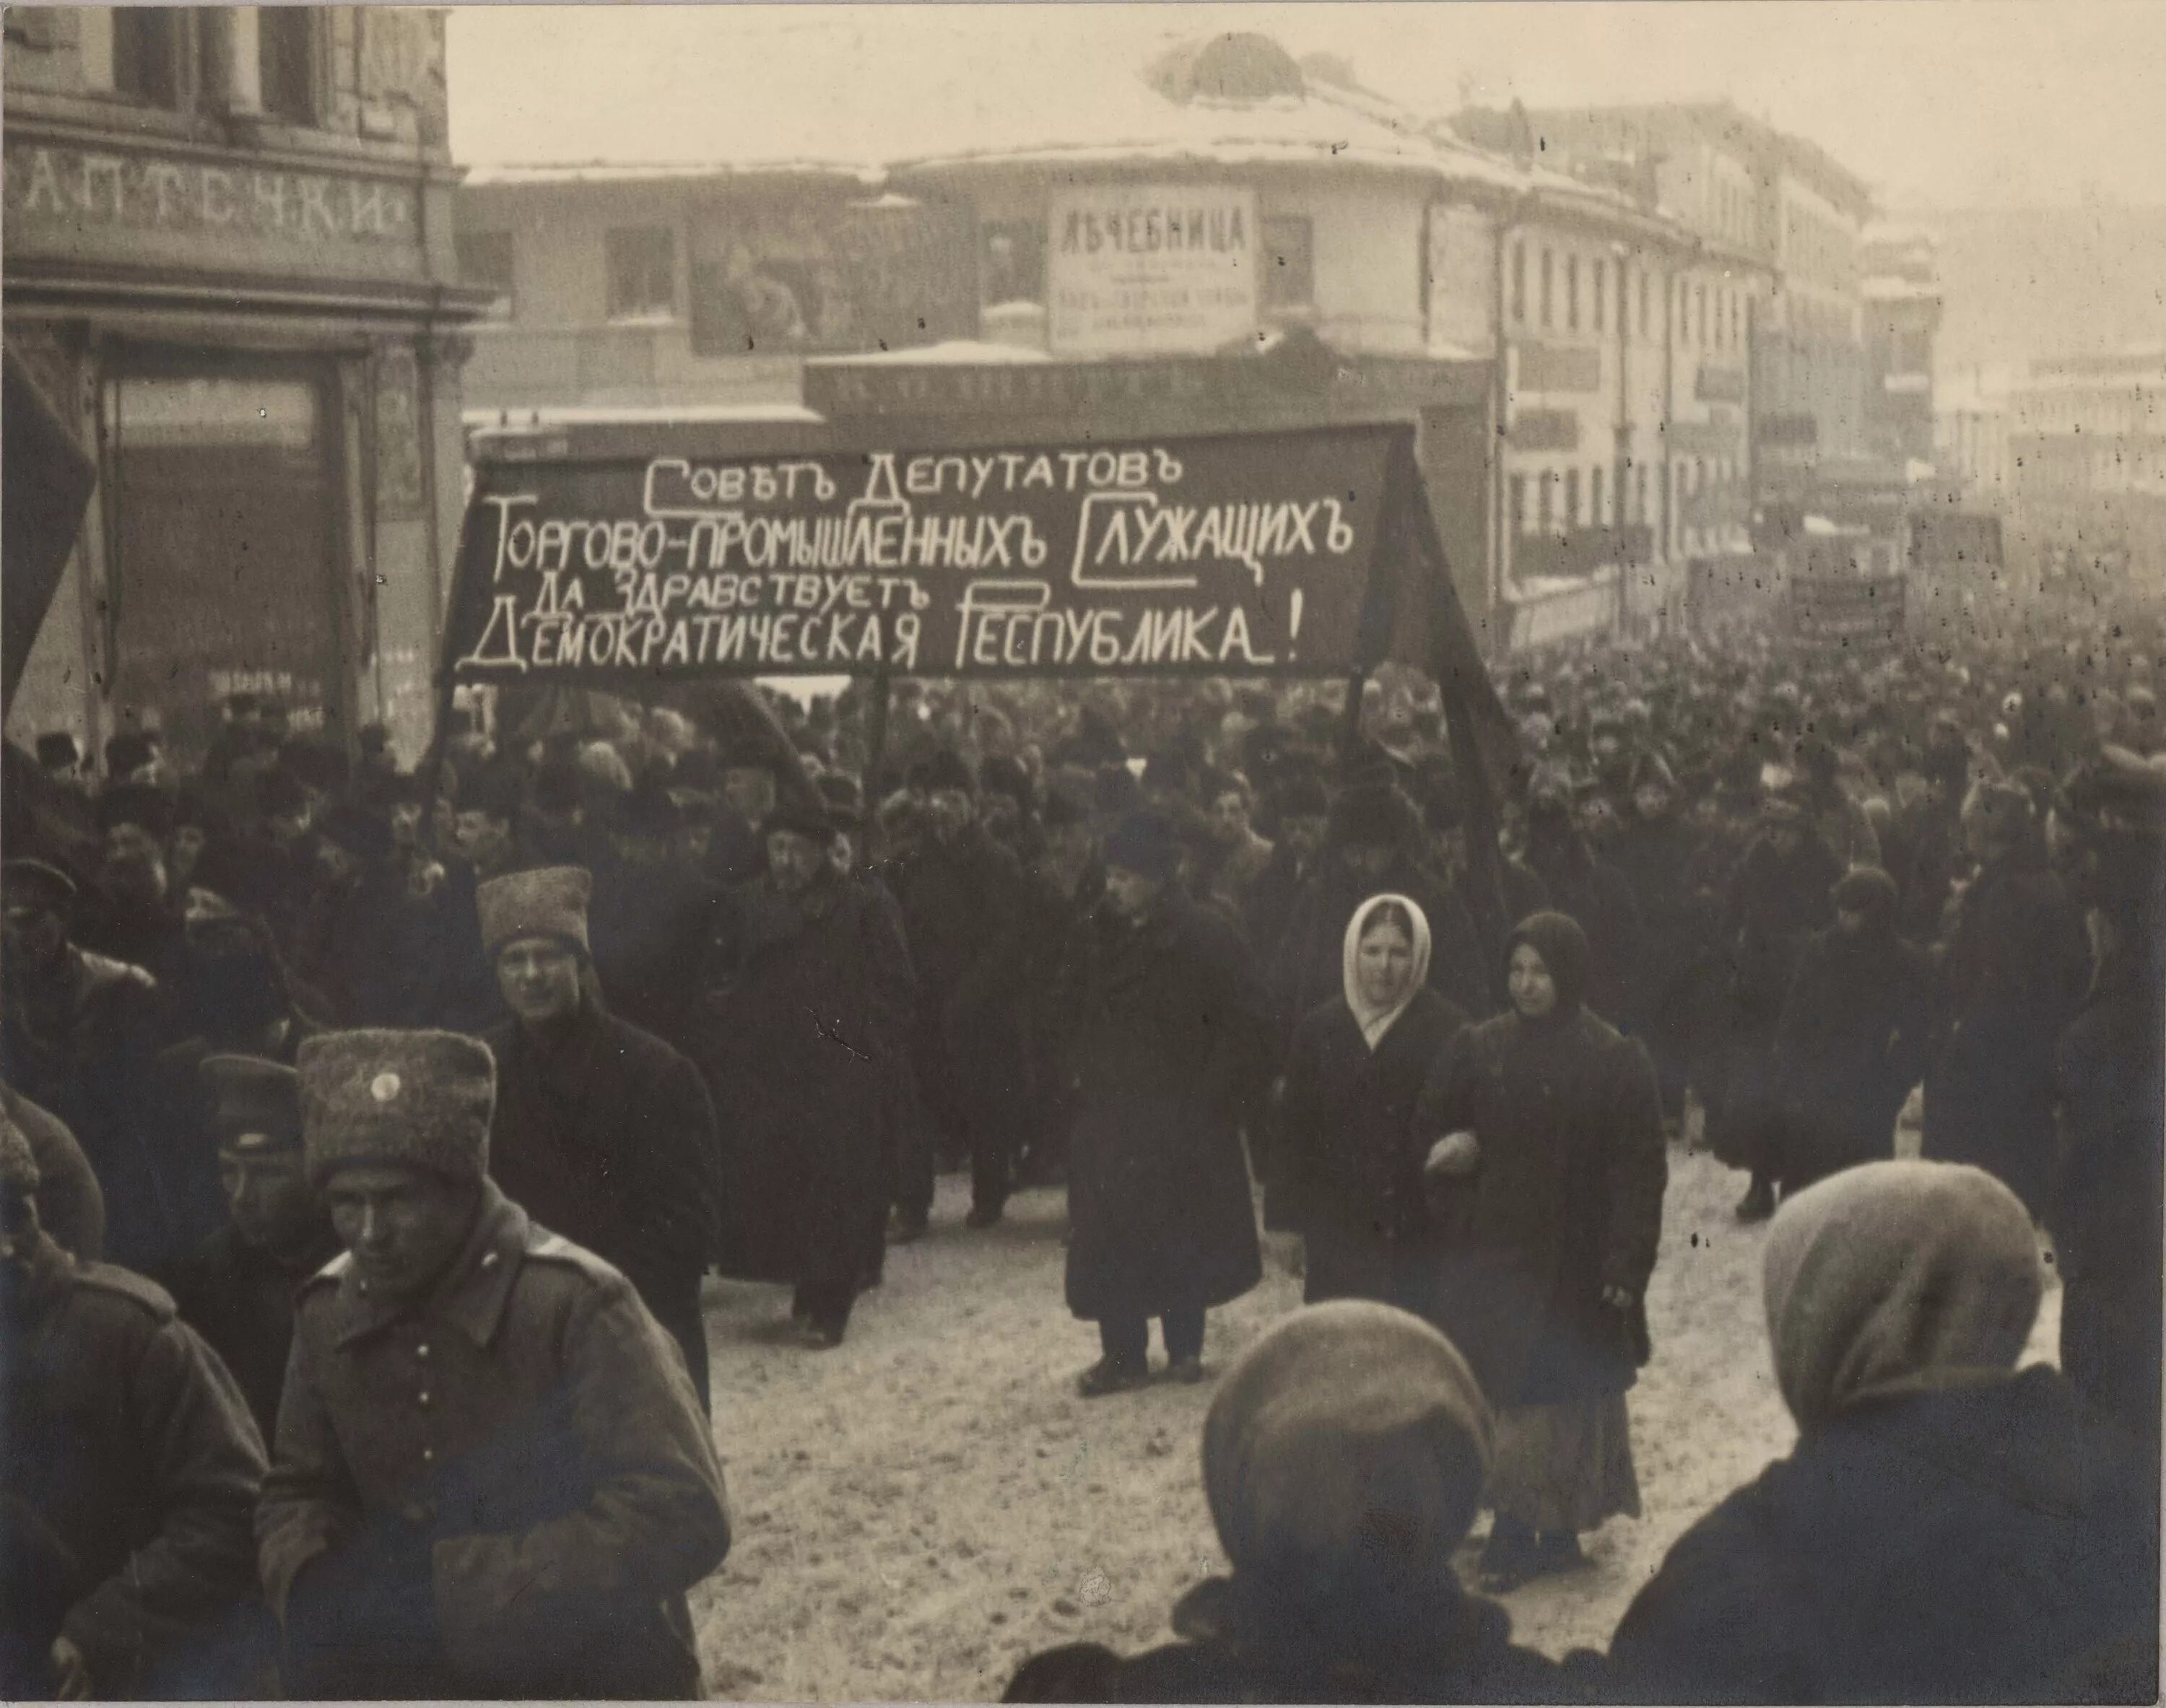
[1606,1162,2156,1704]
[1766,866,1939,1195]
[1273,894,1469,1317]
[1005,1302,1563,1703]
[1414,912,1667,1590]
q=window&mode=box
[1640,269,1652,338]
[1634,464,1648,524]
[1565,468,1581,526]
[1593,261,1606,334]
[980,220,1045,307]
[605,227,675,321]
[113,7,184,107]
[1537,470,1554,533]
[258,8,316,123]
[1510,474,1529,536]
[1260,216,1315,311]
[456,230,516,319]
[1666,463,1679,554]
[1566,256,1580,331]
[1540,248,1554,328]
[1511,243,1527,323]
[1591,466,1606,526]
[1697,285,1708,352]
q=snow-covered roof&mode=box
[464,162,879,190]
[1861,276,1940,303]
[804,341,1053,370]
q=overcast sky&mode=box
[448,2,2166,212]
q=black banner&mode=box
[1789,571,1907,651]
[447,425,1405,684]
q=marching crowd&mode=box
[2,583,2162,1701]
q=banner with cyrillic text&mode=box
[446,425,1401,681]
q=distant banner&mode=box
[447,425,1404,683]
[1789,571,1907,651]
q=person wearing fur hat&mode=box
[1606,1162,2155,1702]
[1920,782,2093,1221]
[1,1108,268,1701]
[1268,772,1490,1064]
[477,866,723,1403]
[1765,868,1939,1197]
[1414,912,1666,1592]
[1713,770,1845,1221]
[1,858,177,1275]
[697,802,905,1345]
[258,1029,731,1699]
[1006,1302,1564,1702]
[168,1056,339,1441]
[1065,811,1266,1395]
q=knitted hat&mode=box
[199,1055,303,1151]
[2,859,78,916]
[0,1112,40,1200]
[1103,810,1180,881]
[1202,1302,1492,1613]
[297,1030,495,1189]
[477,866,592,960]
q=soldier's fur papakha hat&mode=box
[476,865,591,961]
[297,1029,495,1190]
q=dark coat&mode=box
[0,1082,105,1262]
[169,1224,341,1446]
[696,871,894,1291]
[890,825,1030,1132]
[1524,832,1648,1031]
[1275,988,1468,1315]
[586,853,722,1057]
[1,1240,266,1700]
[1611,811,1710,1015]
[1,946,175,1275]
[1770,925,1939,1190]
[483,1000,721,1308]
[1605,1369,2159,1704]
[1240,840,1314,972]
[1269,852,1490,1054]
[2055,936,2165,1445]
[257,1185,731,1700]
[1006,1575,1565,1704]
[1414,997,1666,1409]
[1065,893,1266,1324]
[1923,858,2092,1216]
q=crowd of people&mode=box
[2,580,2161,1700]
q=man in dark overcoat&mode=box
[257,1029,731,1699]
[168,1055,340,1442]
[697,800,894,1346]
[1923,782,2094,1221]
[1,1113,266,1700]
[477,866,723,1404]
[1066,812,1266,1395]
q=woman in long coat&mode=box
[697,800,894,1346]
[1066,813,1266,1395]
[1275,894,1468,1318]
[1415,912,1666,1591]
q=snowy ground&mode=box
[687,1135,2061,1702]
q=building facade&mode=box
[1859,223,1942,471]
[3,5,487,767]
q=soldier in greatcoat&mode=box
[256,1029,731,1699]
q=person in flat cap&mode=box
[1,1107,268,1702]
[695,801,902,1345]
[1920,780,2093,1222]
[890,743,1032,1230]
[1,857,177,1275]
[258,1029,731,1699]
[1063,810,1266,1396]
[167,1056,338,1442]
[1006,1302,1564,1702]
[476,865,723,1406]
[1267,771,1490,1065]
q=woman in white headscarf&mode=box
[1606,1160,2156,1704]
[1271,894,1469,1318]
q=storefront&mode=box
[2,54,490,768]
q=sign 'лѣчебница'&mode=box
[446,425,1406,683]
